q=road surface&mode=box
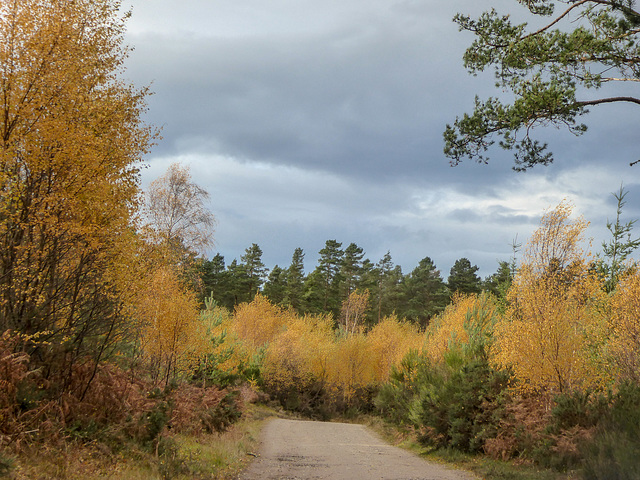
[238,418,478,480]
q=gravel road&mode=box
[237,418,478,480]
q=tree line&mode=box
[198,242,513,328]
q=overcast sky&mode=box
[122,0,639,278]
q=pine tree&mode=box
[400,257,449,327]
[597,185,640,293]
[201,254,237,310]
[482,260,513,301]
[226,259,247,306]
[340,243,366,298]
[373,251,401,323]
[240,243,267,302]
[447,258,482,296]
[263,266,287,305]
[284,248,306,311]
[445,0,640,169]
[315,240,344,316]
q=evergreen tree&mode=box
[447,258,482,296]
[284,247,306,311]
[302,269,325,315]
[482,260,513,302]
[315,240,344,317]
[400,257,449,327]
[359,258,377,291]
[340,243,366,297]
[354,257,379,327]
[226,259,247,306]
[597,185,640,293]
[200,253,234,308]
[373,251,403,323]
[445,0,640,169]
[240,243,267,301]
[263,265,287,305]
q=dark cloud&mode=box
[124,1,505,184]
[126,0,639,278]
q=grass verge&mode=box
[2,404,277,480]
[363,416,579,480]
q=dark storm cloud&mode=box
[124,0,509,186]
[125,0,639,277]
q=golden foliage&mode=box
[0,0,155,377]
[136,266,206,385]
[525,200,590,274]
[230,296,425,405]
[492,201,606,394]
[326,333,374,401]
[425,292,499,363]
[608,269,640,382]
[366,315,423,383]
[196,304,244,377]
[230,294,294,352]
[261,313,334,394]
[340,289,370,335]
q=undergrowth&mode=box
[0,330,268,480]
[2,403,274,480]
[364,416,576,480]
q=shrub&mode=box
[410,356,511,453]
[144,401,171,444]
[199,390,242,433]
[377,292,512,454]
[375,350,431,425]
[0,331,30,435]
[581,382,640,480]
[550,390,608,432]
[484,395,551,461]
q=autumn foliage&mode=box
[135,266,206,386]
[0,2,243,476]
[2,2,640,478]
[218,294,424,413]
[0,0,154,394]
[492,201,607,394]
[607,270,640,383]
[371,200,640,476]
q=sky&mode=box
[122,0,639,278]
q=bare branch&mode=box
[576,96,640,106]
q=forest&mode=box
[2,0,640,479]
[199,239,504,328]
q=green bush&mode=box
[549,390,608,432]
[581,382,640,480]
[143,401,171,444]
[410,355,510,453]
[375,348,511,454]
[524,389,608,471]
[156,435,186,480]
[376,296,510,454]
[200,390,242,433]
[375,350,443,425]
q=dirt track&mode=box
[237,418,478,480]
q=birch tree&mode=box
[0,0,154,386]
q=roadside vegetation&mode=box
[2,1,639,479]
